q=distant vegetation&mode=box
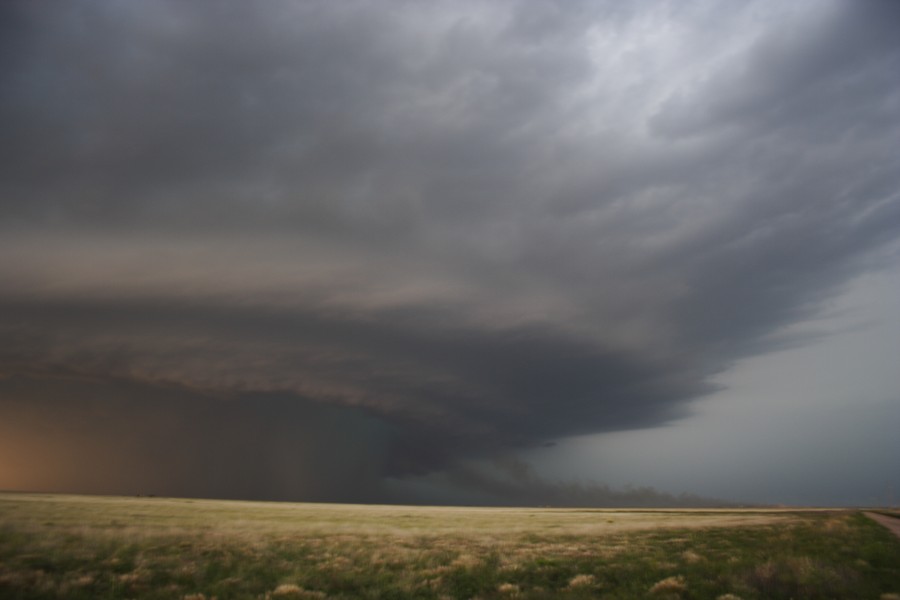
[1,493,899,599]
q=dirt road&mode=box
[864,511,900,540]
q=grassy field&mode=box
[1,493,899,599]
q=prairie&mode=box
[1,492,898,599]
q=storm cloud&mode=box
[1,0,899,503]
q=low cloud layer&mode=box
[2,0,899,503]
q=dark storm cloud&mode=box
[0,374,390,502]
[2,0,899,501]
[0,293,707,479]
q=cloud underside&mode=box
[1,0,899,501]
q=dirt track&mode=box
[864,512,900,540]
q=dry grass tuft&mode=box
[451,553,482,568]
[272,584,303,596]
[749,560,777,585]
[716,595,743,600]
[567,574,595,588]
[682,550,705,563]
[748,556,820,589]
[649,575,687,595]
[880,594,900,600]
[118,571,142,584]
[270,584,326,598]
[497,582,520,595]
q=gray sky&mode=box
[1,0,899,506]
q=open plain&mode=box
[1,492,899,599]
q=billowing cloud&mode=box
[1,0,899,503]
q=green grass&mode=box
[1,493,899,599]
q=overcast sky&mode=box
[1,0,899,506]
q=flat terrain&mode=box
[1,493,899,599]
